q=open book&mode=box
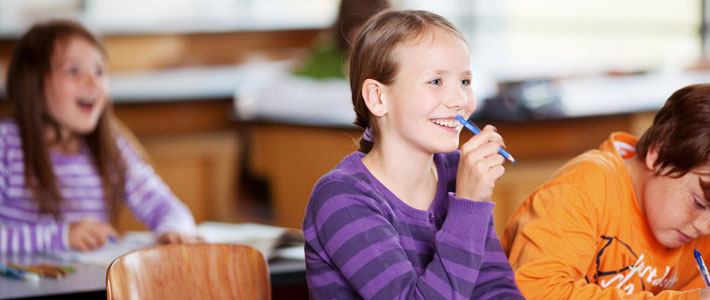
[46,222,304,267]
[195,221,304,261]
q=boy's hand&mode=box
[157,232,204,245]
[68,218,119,252]
[456,124,506,202]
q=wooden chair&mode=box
[106,243,270,300]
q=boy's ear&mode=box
[362,79,387,117]
[644,146,660,172]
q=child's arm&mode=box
[116,136,196,236]
[0,131,63,253]
[0,126,68,254]
[470,217,525,299]
[504,183,700,300]
[306,180,513,299]
[0,220,68,254]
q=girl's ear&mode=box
[362,79,387,117]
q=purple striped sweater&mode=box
[0,119,196,254]
[303,151,524,299]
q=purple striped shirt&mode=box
[303,151,524,299]
[0,119,195,254]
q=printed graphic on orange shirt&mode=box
[586,236,678,295]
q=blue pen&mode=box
[455,115,517,164]
[695,249,710,286]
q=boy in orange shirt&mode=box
[502,84,710,300]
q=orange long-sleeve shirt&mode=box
[502,132,710,300]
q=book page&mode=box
[45,231,155,267]
[44,222,304,266]
[196,222,303,260]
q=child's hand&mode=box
[157,232,204,245]
[456,124,506,202]
[68,218,119,252]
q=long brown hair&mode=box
[348,10,465,153]
[6,20,126,220]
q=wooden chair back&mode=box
[106,243,270,300]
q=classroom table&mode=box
[0,254,306,299]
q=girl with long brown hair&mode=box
[1,20,198,254]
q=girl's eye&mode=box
[429,79,442,86]
[66,66,79,75]
[461,79,471,86]
[94,67,104,77]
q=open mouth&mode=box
[431,118,459,129]
[76,97,96,112]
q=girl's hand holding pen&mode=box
[68,218,119,252]
[456,124,506,202]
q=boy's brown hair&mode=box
[348,10,465,153]
[636,84,710,178]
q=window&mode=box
[405,0,701,79]
[1,0,702,79]
[0,0,338,36]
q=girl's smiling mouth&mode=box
[431,118,459,129]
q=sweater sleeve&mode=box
[0,220,69,254]
[117,137,196,235]
[0,133,69,254]
[306,179,510,300]
[470,215,526,299]
[503,183,700,300]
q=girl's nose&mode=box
[83,72,100,88]
[445,87,467,110]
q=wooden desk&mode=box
[243,111,656,234]
[0,255,305,300]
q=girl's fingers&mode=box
[74,241,88,252]
[97,223,121,241]
[80,230,101,251]
[166,234,179,244]
[482,124,497,132]
[489,165,505,181]
[91,227,110,248]
[460,129,505,154]
[481,152,505,170]
[463,141,504,165]
[85,222,117,250]
[158,233,179,244]
[472,154,505,181]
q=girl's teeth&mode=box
[77,98,95,105]
[433,119,457,128]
